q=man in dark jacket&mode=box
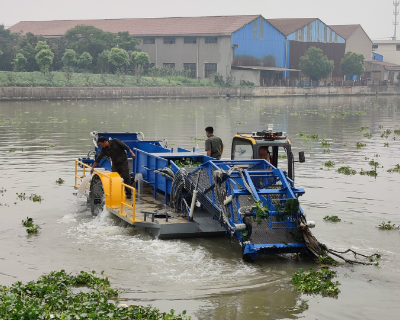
[205,126,223,160]
[91,136,136,199]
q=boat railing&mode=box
[120,183,135,223]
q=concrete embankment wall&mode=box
[1,86,400,100]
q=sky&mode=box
[0,0,396,40]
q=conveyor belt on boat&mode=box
[173,160,307,259]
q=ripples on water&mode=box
[1,96,400,319]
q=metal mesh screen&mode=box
[244,217,303,245]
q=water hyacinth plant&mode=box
[356,142,366,149]
[387,164,400,173]
[0,270,191,319]
[377,221,398,230]
[337,166,357,175]
[291,268,340,296]
[324,161,335,167]
[323,215,341,222]
[21,217,40,234]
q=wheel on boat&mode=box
[89,175,105,216]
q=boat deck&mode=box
[107,186,226,239]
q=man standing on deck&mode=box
[90,136,136,199]
[205,126,223,160]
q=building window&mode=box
[163,37,175,44]
[205,63,217,78]
[205,37,217,44]
[143,37,155,44]
[372,44,378,51]
[183,63,196,78]
[143,63,155,72]
[396,45,400,51]
[163,63,175,68]
[184,37,196,44]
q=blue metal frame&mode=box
[183,159,306,258]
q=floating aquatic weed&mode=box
[21,217,40,234]
[56,178,65,185]
[79,119,89,123]
[278,154,287,159]
[358,126,369,132]
[297,132,318,140]
[49,144,55,147]
[369,160,379,167]
[0,187,6,194]
[189,137,205,142]
[337,166,356,175]
[363,133,372,139]
[331,113,346,119]
[16,192,26,200]
[381,129,392,139]
[377,221,398,230]
[323,149,330,154]
[359,169,378,177]
[291,268,340,296]
[387,164,400,173]
[0,270,191,319]
[323,215,341,222]
[29,194,43,202]
[317,255,339,266]
[349,110,366,115]
[320,138,330,147]
[384,142,389,147]
[356,142,366,149]
[343,142,348,147]
[394,129,400,135]
[324,161,335,167]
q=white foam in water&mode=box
[77,173,92,198]
[67,208,258,286]
[58,214,77,224]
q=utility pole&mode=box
[393,0,399,40]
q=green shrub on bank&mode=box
[0,270,191,319]
[0,71,221,87]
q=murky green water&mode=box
[1,96,400,319]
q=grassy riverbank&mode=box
[0,71,219,87]
[0,270,191,319]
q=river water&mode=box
[0,96,400,319]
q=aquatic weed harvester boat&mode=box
[74,128,319,261]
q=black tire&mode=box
[89,175,105,216]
